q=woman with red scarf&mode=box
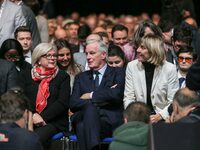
[19,43,70,149]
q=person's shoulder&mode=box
[0,59,15,68]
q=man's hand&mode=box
[80,93,91,100]
[150,113,162,123]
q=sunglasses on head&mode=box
[178,56,193,63]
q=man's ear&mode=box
[124,117,128,124]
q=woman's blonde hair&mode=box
[140,34,166,65]
[32,43,57,66]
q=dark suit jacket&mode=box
[0,123,43,150]
[70,66,125,127]
[20,69,71,132]
[0,59,19,95]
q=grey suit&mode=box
[20,2,41,49]
[0,0,26,46]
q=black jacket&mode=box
[0,59,19,95]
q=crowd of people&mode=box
[0,0,200,150]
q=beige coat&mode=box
[124,59,179,120]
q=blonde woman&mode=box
[124,34,179,123]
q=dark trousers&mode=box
[34,124,58,150]
[72,103,113,150]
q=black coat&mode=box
[0,123,43,150]
[20,68,71,132]
[0,59,19,95]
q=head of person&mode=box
[124,102,151,123]
[85,39,108,70]
[14,26,32,53]
[0,39,24,67]
[54,39,74,70]
[107,44,127,67]
[54,28,67,40]
[78,24,92,47]
[64,21,80,40]
[32,43,57,70]
[137,34,165,66]
[96,32,109,46]
[133,20,163,49]
[111,24,129,47]
[172,87,200,122]
[0,88,29,128]
[172,25,193,53]
[158,19,175,44]
[177,45,197,73]
[48,19,57,37]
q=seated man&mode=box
[0,89,43,150]
[109,102,151,150]
[70,39,125,150]
[169,87,200,123]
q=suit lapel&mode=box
[86,70,95,91]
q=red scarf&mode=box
[31,65,59,114]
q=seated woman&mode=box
[108,44,128,68]
[19,43,71,149]
[0,39,31,72]
[54,39,83,89]
[124,34,179,123]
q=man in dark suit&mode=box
[0,89,43,150]
[0,59,19,96]
[70,39,125,150]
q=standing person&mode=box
[124,34,179,123]
[0,0,26,46]
[54,39,83,89]
[15,26,33,64]
[109,102,151,150]
[19,43,70,149]
[70,39,125,150]
[9,0,41,49]
[0,89,43,150]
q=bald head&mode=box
[174,87,200,108]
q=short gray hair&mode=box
[32,43,57,65]
[86,39,108,53]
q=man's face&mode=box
[85,42,106,70]
[173,40,187,53]
[112,30,128,47]
[67,24,79,39]
[178,52,193,72]
[16,32,32,52]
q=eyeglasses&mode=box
[178,56,193,63]
[5,54,20,61]
[42,53,57,59]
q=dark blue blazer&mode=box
[0,123,43,150]
[70,66,125,126]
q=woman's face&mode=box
[4,49,20,63]
[137,43,150,62]
[108,56,124,67]
[57,47,71,68]
[38,49,57,69]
